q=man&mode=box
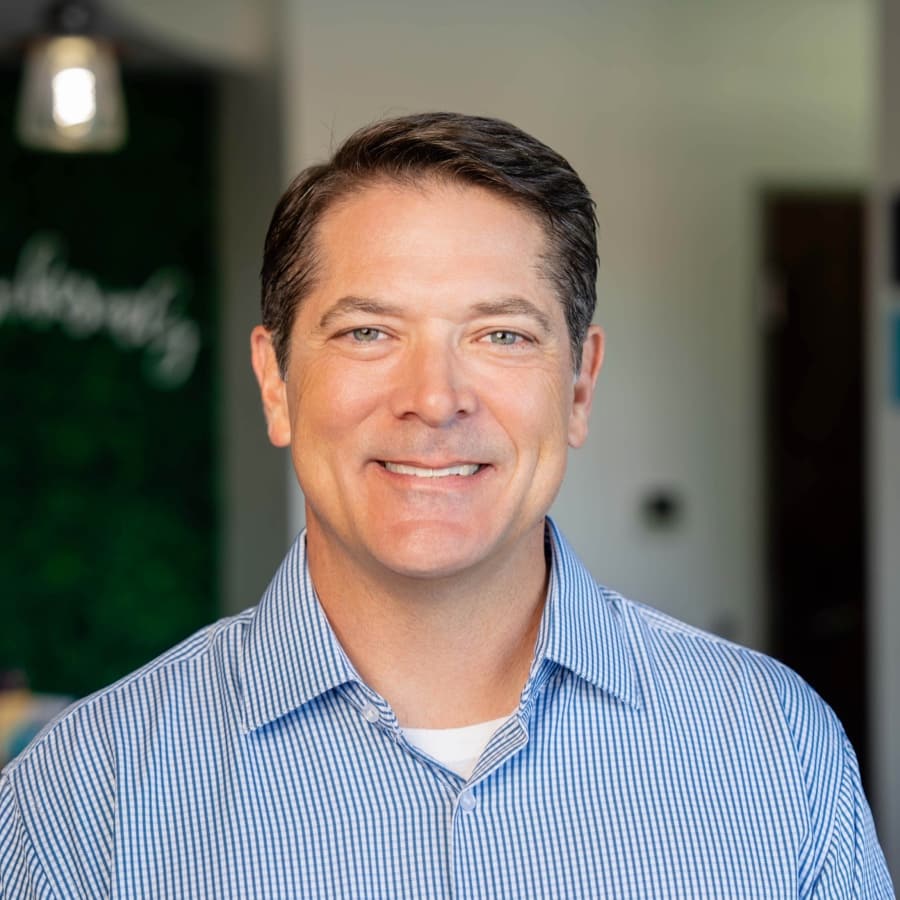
[0,113,893,897]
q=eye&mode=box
[485,330,527,346]
[348,327,384,343]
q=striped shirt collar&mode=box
[537,517,642,710]
[238,516,641,734]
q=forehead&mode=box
[310,178,551,290]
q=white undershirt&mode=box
[403,715,512,779]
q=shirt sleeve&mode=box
[0,771,52,900]
[806,738,895,899]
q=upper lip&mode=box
[378,459,485,468]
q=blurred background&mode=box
[0,0,897,880]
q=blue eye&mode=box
[350,327,382,342]
[487,331,522,345]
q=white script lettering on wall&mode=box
[0,233,201,389]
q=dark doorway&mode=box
[761,190,868,779]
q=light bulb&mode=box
[17,35,126,152]
[52,67,96,127]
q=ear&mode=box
[250,326,292,448]
[568,325,604,448]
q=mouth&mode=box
[378,461,484,478]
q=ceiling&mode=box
[0,0,249,70]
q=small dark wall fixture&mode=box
[640,487,685,532]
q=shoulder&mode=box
[612,587,836,738]
[1,609,256,821]
[547,521,839,764]
[601,588,892,894]
[0,609,255,895]
[4,608,254,783]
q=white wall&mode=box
[218,67,291,615]
[871,0,900,879]
[279,0,872,651]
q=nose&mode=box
[389,339,477,427]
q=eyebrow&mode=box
[470,297,553,334]
[317,296,405,330]
[316,294,553,333]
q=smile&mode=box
[380,462,482,478]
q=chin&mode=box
[369,521,493,580]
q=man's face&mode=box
[252,179,602,583]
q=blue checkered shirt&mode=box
[0,520,893,897]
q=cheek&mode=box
[289,361,386,450]
[481,369,572,451]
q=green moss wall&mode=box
[0,72,217,697]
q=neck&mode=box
[305,519,549,728]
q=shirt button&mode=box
[361,702,379,724]
[459,791,477,813]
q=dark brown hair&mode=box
[261,112,598,372]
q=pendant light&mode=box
[16,0,127,153]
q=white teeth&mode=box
[383,462,481,478]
